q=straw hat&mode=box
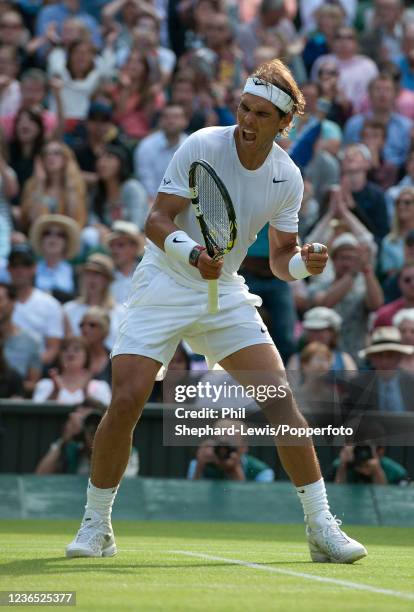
[81,253,114,281]
[358,327,414,359]
[29,214,80,260]
[106,220,142,246]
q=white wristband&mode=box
[164,230,199,265]
[288,252,311,280]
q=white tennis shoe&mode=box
[306,514,367,563]
[66,509,117,558]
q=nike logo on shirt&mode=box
[273,178,288,183]
[173,237,186,243]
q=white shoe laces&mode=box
[76,518,106,544]
[325,515,349,544]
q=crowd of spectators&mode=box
[0,0,414,481]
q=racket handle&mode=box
[208,279,218,314]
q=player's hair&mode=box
[251,59,305,136]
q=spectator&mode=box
[237,0,297,72]
[333,444,408,485]
[80,306,112,385]
[311,26,379,113]
[0,340,24,399]
[287,307,357,372]
[343,73,413,167]
[309,233,384,361]
[48,38,116,128]
[299,0,355,34]
[339,143,389,243]
[63,252,124,351]
[386,147,414,218]
[68,100,128,188]
[382,230,414,302]
[346,326,414,413]
[305,185,378,287]
[117,12,176,88]
[46,16,92,74]
[188,419,274,481]
[8,244,64,367]
[395,20,414,91]
[134,104,188,202]
[288,80,342,159]
[0,44,21,118]
[35,0,102,53]
[89,143,148,231]
[106,220,144,305]
[301,4,345,75]
[35,404,138,475]
[7,107,46,206]
[314,59,352,128]
[359,0,404,65]
[20,140,87,231]
[29,214,80,301]
[0,282,41,395]
[0,68,58,141]
[393,308,414,372]
[33,336,111,404]
[0,128,18,237]
[112,49,164,141]
[361,120,399,191]
[374,262,414,326]
[170,73,210,134]
[379,187,414,278]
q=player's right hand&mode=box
[197,251,224,280]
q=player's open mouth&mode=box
[242,129,256,142]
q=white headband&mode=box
[243,77,294,113]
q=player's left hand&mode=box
[301,242,328,276]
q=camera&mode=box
[353,445,373,466]
[214,444,237,460]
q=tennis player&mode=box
[67,60,367,563]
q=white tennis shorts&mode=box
[111,263,274,368]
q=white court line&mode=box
[170,550,414,602]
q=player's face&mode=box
[236,93,290,159]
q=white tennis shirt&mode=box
[140,125,303,291]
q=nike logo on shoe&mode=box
[173,237,187,243]
[273,178,288,183]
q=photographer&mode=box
[332,444,408,485]
[35,400,138,476]
[187,420,274,482]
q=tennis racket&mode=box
[189,160,237,314]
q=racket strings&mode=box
[196,166,232,252]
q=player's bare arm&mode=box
[145,192,223,280]
[268,226,328,281]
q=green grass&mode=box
[1,521,413,611]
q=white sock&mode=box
[296,478,331,526]
[85,479,118,521]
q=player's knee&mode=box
[108,382,150,426]
[262,386,297,423]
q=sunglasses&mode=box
[319,70,338,76]
[80,321,101,328]
[337,33,355,40]
[43,229,66,238]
